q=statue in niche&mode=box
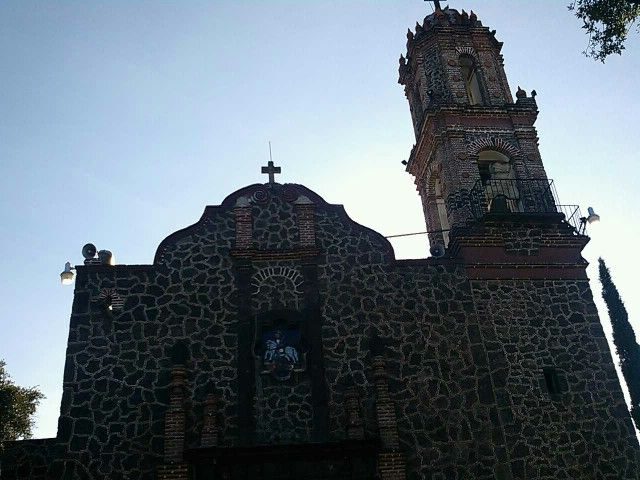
[489,159,513,181]
[487,159,520,213]
[478,150,523,213]
[259,327,305,381]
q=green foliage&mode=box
[598,258,640,430]
[0,360,44,452]
[568,0,640,61]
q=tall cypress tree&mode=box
[598,257,640,429]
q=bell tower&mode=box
[399,5,548,249]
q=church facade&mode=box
[2,6,640,480]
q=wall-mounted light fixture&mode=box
[586,207,600,224]
[60,243,115,286]
[60,262,75,285]
[579,206,600,234]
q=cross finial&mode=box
[425,0,442,11]
[261,160,281,184]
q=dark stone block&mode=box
[131,305,147,322]
[471,344,487,365]
[169,303,189,316]
[69,405,90,419]
[511,442,529,459]
[477,375,495,404]
[72,291,90,314]
[70,435,89,451]
[58,416,73,442]
[123,295,140,311]
[95,378,108,392]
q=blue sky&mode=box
[1,1,639,438]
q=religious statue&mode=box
[486,160,520,212]
[260,328,303,381]
[489,160,512,181]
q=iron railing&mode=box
[467,178,582,232]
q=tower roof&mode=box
[399,7,502,86]
[407,7,482,42]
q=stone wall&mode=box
[1,183,639,480]
[319,259,503,479]
[472,279,640,479]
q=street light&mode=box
[579,206,600,234]
[60,262,75,285]
[586,207,600,224]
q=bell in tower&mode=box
[399,5,548,249]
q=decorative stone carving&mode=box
[97,288,124,311]
[251,187,270,204]
[467,137,520,158]
[251,266,304,294]
[455,46,477,58]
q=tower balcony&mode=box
[466,178,583,233]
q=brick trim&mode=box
[230,247,321,261]
[294,200,316,248]
[345,387,365,440]
[233,199,253,249]
[200,393,219,448]
[163,367,187,465]
[378,452,407,480]
[467,136,521,158]
[372,357,406,479]
[157,464,188,480]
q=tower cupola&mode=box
[399,7,514,137]
[399,7,547,248]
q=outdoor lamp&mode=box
[60,262,76,285]
[587,207,600,224]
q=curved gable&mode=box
[154,183,395,265]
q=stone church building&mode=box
[3,5,640,480]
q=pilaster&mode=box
[372,357,406,480]
[294,195,316,248]
[158,367,188,480]
[345,387,365,440]
[234,196,253,249]
[200,393,219,448]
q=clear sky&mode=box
[1,1,639,439]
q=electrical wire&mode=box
[385,228,450,239]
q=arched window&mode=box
[434,178,450,247]
[477,150,520,212]
[478,150,511,184]
[459,55,482,105]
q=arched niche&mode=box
[459,54,483,105]
[477,150,521,213]
[478,150,512,184]
[423,171,451,249]
[253,309,306,381]
[434,177,450,247]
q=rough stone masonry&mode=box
[2,5,640,480]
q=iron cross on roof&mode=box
[425,0,442,10]
[261,160,281,184]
